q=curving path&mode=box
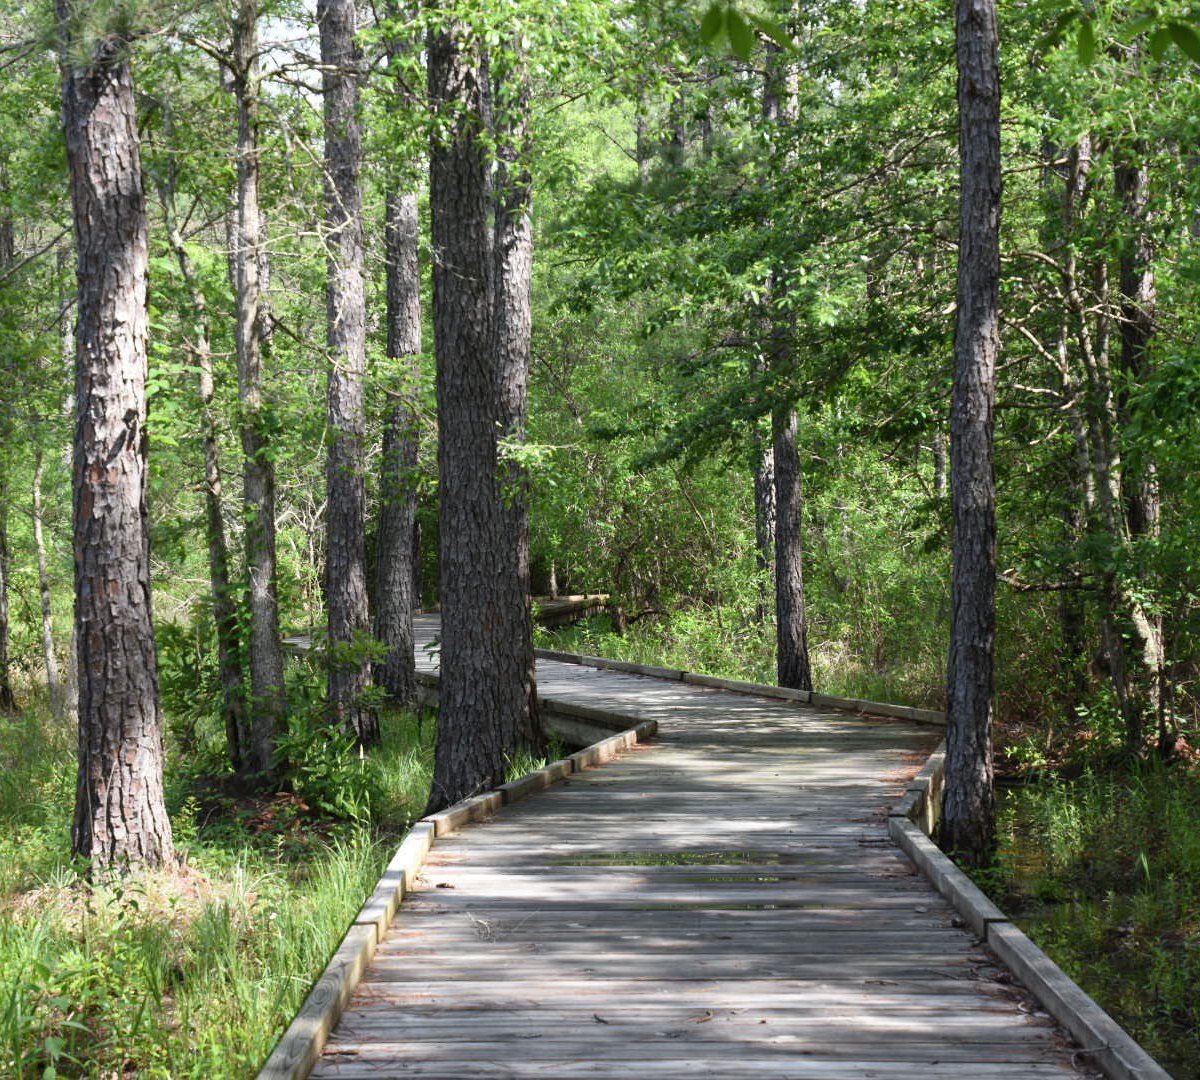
[311,615,1092,1078]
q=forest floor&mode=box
[0,695,439,1079]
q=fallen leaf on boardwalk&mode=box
[435,882,455,889]
[692,1011,713,1023]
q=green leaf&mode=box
[1167,21,1200,64]
[1076,16,1097,65]
[748,13,795,52]
[700,3,724,44]
[1149,25,1172,61]
[726,8,754,60]
[1035,9,1078,53]
[1124,14,1157,38]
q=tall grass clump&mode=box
[0,689,437,1079]
[990,762,1200,1078]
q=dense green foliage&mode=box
[1,0,1200,1073]
[986,766,1200,1077]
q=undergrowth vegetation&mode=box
[0,677,541,1079]
[536,608,946,709]
[985,764,1200,1079]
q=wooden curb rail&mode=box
[889,744,1170,1080]
[256,705,657,1080]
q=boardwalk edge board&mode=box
[533,648,946,726]
[255,701,656,1080]
[892,742,1169,1080]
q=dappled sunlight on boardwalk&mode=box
[312,614,1092,1078]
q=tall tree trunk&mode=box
[753,430,775,620]
[319,0,376,745]
[231,0,284,774]
[941,0,1000,866]
[58,6,173,868]
[0,206,16,715]
[773,407,812,690]
[0,478,15,714]
[32,451,65,722]
[426,12,528,810]
[762,35,812,691]
[374,10,422,708]
[153,166,248,769]
[492,50,542,751]
[374,188,422,706]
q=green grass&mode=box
[988,764,1200,1079]
[0,696,439,1079]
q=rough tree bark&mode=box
[32,451,65,722]
[426,11,530,809]
[753,431,775,618]
[154,164,248,769]
[58,3,174,867]
[941,0,1000,865]
[374,188,422,706]
[773,407,812,690]
[374,9,422,707]
[319,0,376,745]
[491,49,542,751]
[762,36,812,692]
[230,0,285,774]
[0,206,16,715]
[0,474,15,714]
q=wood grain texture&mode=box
[302,614,1100,1079]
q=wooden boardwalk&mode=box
[312,615,1090,1078]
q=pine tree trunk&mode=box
[155,171,248,769]
[941,0,1000,866]
[492,51,542,752]
[0,481,15,714]
[754,437,775,581]
[374,187,422,707]
[231,0,285,774]
[319,0,376,745]
[762,36,811,691]
[0,210,16,715]
[374,9,423,708]
[773,407,812,690]
[426,13,528,810]
[32,451,65,722]
[58,8,173,867]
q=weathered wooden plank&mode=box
[286,613,1125,1080]
[312,1056,1081,1078]
[322,1034,1065,1059]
